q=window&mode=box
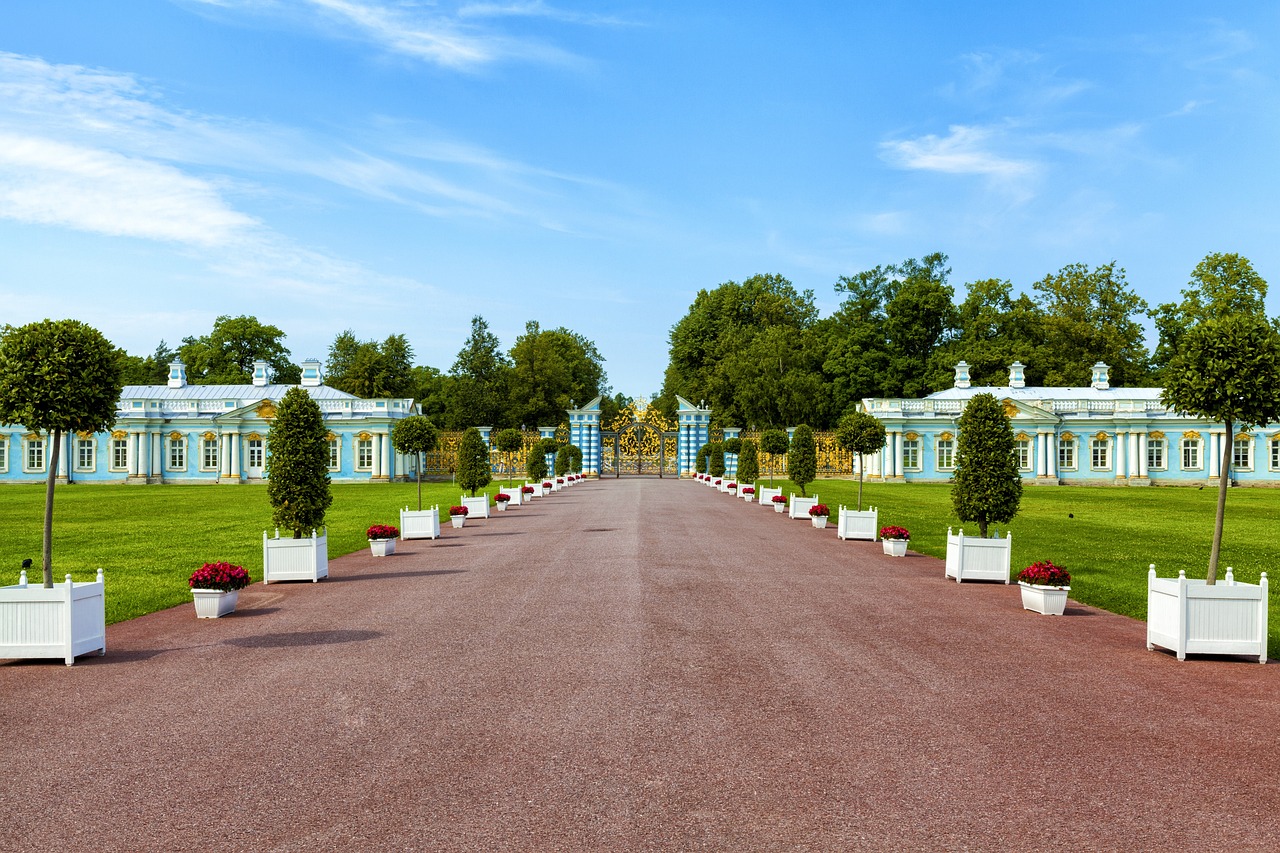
[111,438,128,471]
[202,437,219,471]
[0,436,7,472]
[25,437,45,472]
[247,439,265,469]
[1272,438,1280,471]
[168,436,186,471]
[1015,438,1032,471]
[75,438,95,472]
[357,438,373,470]
[1147,438,1165,471]
[936,438,955,470]
[1232,437,1252,470]
[902,438,920,470]
[328,437,341,471]
[1058,437,1076,470]
[1182,438,1201,470]
[1091,436,1109,470]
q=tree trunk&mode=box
[42,428,60,588]
[1208,417,1232,585]
[978,519,989,538]
[416,453,423,511]
[856,457,864,512]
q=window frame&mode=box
[24,437,45,473]
[0,436,7,472]
[356,438,373,471]
[1058,437,1076,471]
[1232,437,1252,471]
[167,435,187,472]
[110,437,128,472]
[1271,437,1280,472]
[1015,438,1032,472]
[1090,436,1110,471]
[1181,438,1201,471]
[936,438,955,471]
[328,436,341,471]
[901,438,921,471]
[75,437,96,472]
[201,436,220,472]
[1147,437,1166,471]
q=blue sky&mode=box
[2,2,1278,396]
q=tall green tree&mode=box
[930,279,1047,387]
[951,393,1022,537]
[391,415,440,511]
[759,429,789,486]
[1033,262,1150,386]
[449,316,511,429]
[179,315,299,384]
[736,438,759,485]
[493,428,524,485]
[1162,314,1280,583]
[509,321,608,428]
[266,387,332,538]
[835,410,886,511]
[708,441,726,478]
[695,443,711,475]
[117,340,176,385]
[788,424,817,496]
[455,427,492,496]
[326,331,415,398]
[0,320,123,586]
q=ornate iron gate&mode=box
[600,399,678,477]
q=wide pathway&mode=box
[3,478,1278,851]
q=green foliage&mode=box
[266,387,332,538]
[554,445,572,476]
[178,315,298,384]
[494,427,524,484]
[736,439,759,484]
[695,443,711,474]
[708,441,726,477]
[759,428,789,485]
[566,444,583,473]
[509,320,608,428]
[391,415,440,510]
[116,340,176,385]
[526,440,551,480]
[326,330,415,398]
[447,315,511,429]
[930,279,1046,387]
[951,393,1022,537]
[787,424,817,496]
[455,427,492,496]
[1032,262,1150,386]
[835,410,886,510]
[0,319,123,585]
[723,437,742,454]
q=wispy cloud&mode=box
[880,125,1036,179]
[458,1,638,26]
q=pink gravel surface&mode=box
[3,478,1279,852]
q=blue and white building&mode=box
[0,359,418,484]
[862,361,1280,486]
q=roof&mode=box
[927,385,1165,402]
[120,384,358,401]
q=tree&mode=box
[266,387,332,538]
[708,441,726,478]
[567,444,584,474]
[788,424,817,496]
[493,428,524,485]
[736,439,759,485]
[929,279,1047,388]
[117,340,176,385]
[1162,314,1280,583]
[178,315,298,384]
[695,443,711,475]
[0,320,123,586]
[759,429,789,486]
[509,321,608,428]
[554,445,572,476]
[1033,263,1150,386]
[326,331,415,398]
[526,438,555,480]
[455,427,491,496]
[449,316,511,429]
[951,393,1022,537]
[835,410,887,511]
[391,415,440,511]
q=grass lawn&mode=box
[3,476,1277,658]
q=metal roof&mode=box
[119,384,359,401]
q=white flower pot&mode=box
[944,528,1011,583]
[742,493,754,503]
[1019,582,1069,615]
[811,516,829,529]
[369,538,395,557]
[400,506,441,540]
[883,538,908,557]
[192,588,239,618]
[0,570,106,665]
[496,502,508,511]
[1147,567,1268,662]
[263,529,328,584]
[773,502,785,513]
[450,515,466,528]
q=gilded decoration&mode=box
[255,401,277,420]
[168,431,183,441]
[203,431,217,441]
[111,429,128,439]
[246,432,263,441]
[326,432,338,442]
[938,431,954,441]
[903,432,920,442]
[1182,430,1201,441]
[1060,432,1075,441]
[1235,432,1253,442]
[1148,430,1165,440]
[606,398,676,475]
[357,431,372,441]
[1014,431,1031,442]
[1002,399,1018,418]
[1094,431,1109,441]
[77,430,94,439]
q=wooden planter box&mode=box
[944,528,1011,583]
[789,494,818,519]
[503,488,523,506]
[837,506,878,541]
[461,495,490,519]
[263,529,328,583]
[369,538,396,557]
[0,570,106,665]
[757,486,782,506]
[1147,567,1268,663]
[1019,582,1068,615]
[400,505,441,540]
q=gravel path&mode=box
[3,478,1278,852]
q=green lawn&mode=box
[3,477,1277,657]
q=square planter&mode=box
[742,492,754,503]
[758,486,782,507]
[504,488,524,506]
[496,501,509,511]
[400,505,441,540]
[0,569,106,665]
[837,506,878,541]
[1019,582,1068,615]
[1147,567,1268,663]
[789,494,818,519]
[773,501,786,513]
[811,516,829,529]
[944,528,1011,583]
[369,538,396,557]
[450,515,466,529]
[461,495,490,519]
[263,529,328,584]
[192,588,239,618]
[882,538,909,557]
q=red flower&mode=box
[1018,561,1070,587]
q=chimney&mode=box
[953,361,971,389]
[252,360,270,387]
[300,359,323,387]
[1009,361,1026,389]
[1091,362,1110,390]
[167,360,187,389]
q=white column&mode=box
[220,434,231,477]
[1208,431,1220,478]
[893,432,904,479]
[1047,432,1057,478]
[1138,433,1149,478]
[229,434,240,478]
[371,432,383,479]
[1114,431,1126,480]
[128,432,139,476]
[153,433,163,480]
[1127,432,1139,478]
[382,432,392,479]
[1035,433,1046,477]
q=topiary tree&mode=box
[0,319,123,586]
[391,415,439,511]
[788,424,817,496]
[1162,313,1280,583]
[708,441,726,477]
[835,410,887,511]
[951,392,1022,537]
[736,438,759,485]
[456,427,492,496]
[494,428,523,485]
[527,442,550,480]
[554,445,572,476]
[567,443,583,474]
[267,386,333,538]
[695,443,711,475]
[723,437,742,454]
[759,428,789,486]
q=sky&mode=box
[1,1,1278,398]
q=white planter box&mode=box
[461,495,490,519]
[192,588,239,618]
[773,501,786,513]
[789,494,818,519]
[450,515,466,528]
[369,538,396,557]
[496,501,509,511]
[400,505,441,540]
[837,506,878,541]
[1147,567,1268,663]
[742,492,754,503]
[0,570,106,665]
[758,486,782,506]
[882,538,909,557]
[503,488,523,506]
[944,528,1011,583]
[1019,582,1069,615]
[811,516,829,529]
[263,529,328,584]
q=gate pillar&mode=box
[677,396,712,477]
[567,397,603,477]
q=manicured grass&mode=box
[756,475,1280,657]
[0,479,519,625]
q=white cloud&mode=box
[880,125,1036,179]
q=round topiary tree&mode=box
[736,438,759,485]
[835,410,887,511]
[391,415,440,511]
[759,428,789,486]
[527,441,550,480]
[554,445,572,476]
[708,441,726,478]
[951,392,1022,538]
[723,437,742,455]
[494,427,523,485]
[788,424,817,496]
[695,443,711,475]
[267,386,333,538]
[568,444,583,474]
[456,427,492,496]
[0,319,123,586]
